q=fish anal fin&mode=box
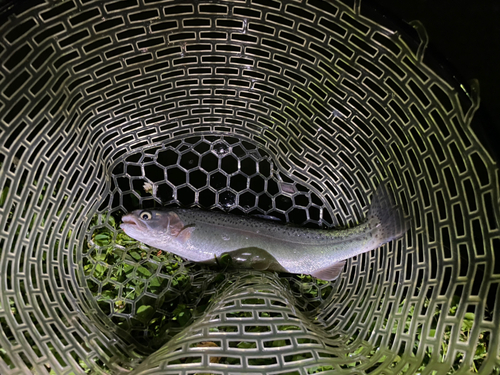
[310,260,346,281]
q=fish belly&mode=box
[185,219,377,275]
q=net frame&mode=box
[0,0,498,374]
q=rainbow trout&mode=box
[120,183,408,280]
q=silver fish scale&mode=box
[0,0,498,374]
[175,208,367,244]
[170,207,377,274]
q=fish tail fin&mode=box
[368,182,409,244]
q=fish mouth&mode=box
[120,214,146,231]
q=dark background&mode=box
[368,0,500,162]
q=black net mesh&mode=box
[0,0,499,374]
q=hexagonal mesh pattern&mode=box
[85,135,337,354]
[109,135,331,225]
[0,0,499,374]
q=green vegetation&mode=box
[407,294,492,373]
[0,186,8,207]
[84,212,205,352]
[341,292,494,374]
[82,210,339,352]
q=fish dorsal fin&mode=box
[310,260,346,281]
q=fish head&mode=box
[120,209,191,249]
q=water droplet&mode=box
[213,143,229,155]
[221,234,230,241]
[220,191,236,209]
[222,201,234,209]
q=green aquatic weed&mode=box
[308,365,334,373]
[0,186,8,207]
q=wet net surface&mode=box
[0,0,499,374]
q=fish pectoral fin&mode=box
[176,225,195,243]
[310,260,346,281]
[165,211,195,242]
[167,212,185,236]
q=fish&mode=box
[120,183,409,280]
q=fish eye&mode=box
[140,211,152,220]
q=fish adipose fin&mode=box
[311,260,346,281]
[368,182,410,245]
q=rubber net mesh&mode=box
[0,0,499,374]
